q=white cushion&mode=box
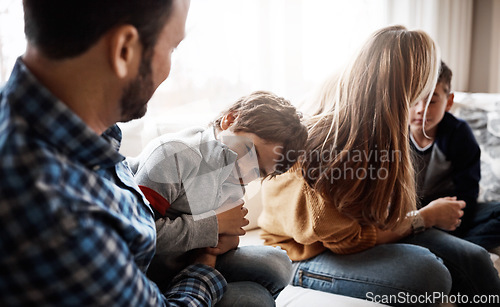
[276,285,386,307]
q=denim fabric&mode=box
[451,201,500,250]
[402,228,500,304]
[290,243,451,307]
[216,282,275,307]
[215,245,292,306]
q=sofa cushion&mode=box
[452,92,500,202]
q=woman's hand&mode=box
[376,196,465,244]
[419,197,466,231]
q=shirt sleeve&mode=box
[0,211,226,306]
[165,264,227,306]
[155,212,219,255]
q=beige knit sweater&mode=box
[257,170,377,261]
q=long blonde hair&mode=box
[302,25,440,230]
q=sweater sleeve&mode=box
[448,118,481,225]
[258,171,377,261]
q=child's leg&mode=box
[215,281,275,307]
[215,245,292,299]
[458,201,500,250]
[403,228,500,297]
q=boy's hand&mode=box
[420,196,466,231]
[205,235,240,256]
[193,251,218,268]
[215,199,249,235]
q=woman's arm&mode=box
[376,197,466,244]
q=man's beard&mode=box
[119,55,155,122]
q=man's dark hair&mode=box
[438,60,453,94]
[23,0,174,59]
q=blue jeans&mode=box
[402,228,500,303]
[215,245,292,307]
[290,242,452,307]
[450,201,500,250]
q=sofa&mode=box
[119,91,500,307]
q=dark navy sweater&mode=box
[410,112,481,228]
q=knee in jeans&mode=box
[413,252,452,294]
[262,246,293,287]
[471,245,492,261]
[216,282,275,307]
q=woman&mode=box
[259,25,500,306]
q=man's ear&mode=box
[108,25,141,79]
[445,92,454,111]
[220,112,237,130]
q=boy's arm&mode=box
[131,140,218,254]
[132,140,248,255]
[155,212,219,255]
[155,200,249,255]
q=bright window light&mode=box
[0,0,394,134]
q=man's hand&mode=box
[215,199,249,235]
[205,235,239,256]
[420,196,466,231]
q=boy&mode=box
[128,90,307,304]
[409,61,500,251]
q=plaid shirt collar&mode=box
[3,57,124,170]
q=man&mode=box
[0,0,247,305]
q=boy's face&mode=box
[218,130,283,185]
[409,82,454,137]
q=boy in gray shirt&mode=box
[128,91,307,305]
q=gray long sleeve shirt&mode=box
[127,127,244,274]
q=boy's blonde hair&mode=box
[213,91,307,178]
[302,25,440,230]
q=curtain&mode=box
[386,0,474,92]
[489,0,500,92]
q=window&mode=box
[0,0,397,155]
[18,1,485,152]
[0,0,389,107]
[0,0,24,84]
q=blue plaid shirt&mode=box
[0,58,226,306]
